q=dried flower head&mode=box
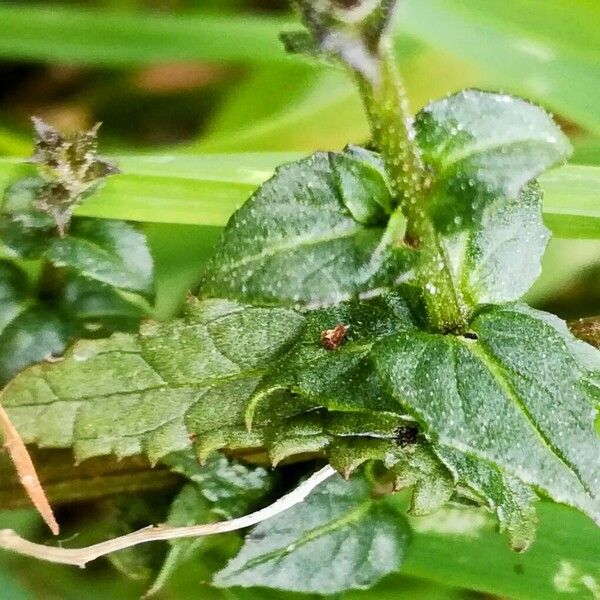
[30,117,119,236]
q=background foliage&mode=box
[0,0,599,598]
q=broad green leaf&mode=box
[374,304,600,527]
[1,297,306,463]
[1,156,600,239]
[202,152,416,306]
[45,218,154,299]
[214,473,410,594]
[415,90,571,232]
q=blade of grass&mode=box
[1,2,599,135]
[0,4,288,67]
[401,0,600,135]
[403,501,600,600]
[0,156,598,238]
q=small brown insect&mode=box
[320,324,349,350]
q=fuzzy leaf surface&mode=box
[437,447,538,552]
[250,293,415,422]
[214,472,410,594]
[440,181,550,307]
[1,297,305,463]
[202,152,416,306]
[374,304,600,526]
[415,89,571,233]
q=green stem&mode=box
[356,41,424,217]
[356,42,468,332]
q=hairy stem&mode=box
[357,41,424,215]
[356,42,467,331]
[0,465,337,568]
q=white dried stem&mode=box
[0,465,337,568]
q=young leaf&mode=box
[455,180,550,306]
[202,152,416,307]
[45,218,155,300]
[1,297,306,464]
[374,303,600,527]
[415,89,571,233]
[214,472,410,594]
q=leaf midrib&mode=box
[212,223,379,274]
[460,338,594,497]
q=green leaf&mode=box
[0,306,73,385]
[149,453,273,596]
[374,303,600,528]
[45,218,155,300]
[1,297,306,463]
[163,451,273,520]
[202,152,416,306]
[389,444,454,518]
[2,176,54,229]
[439,180,550,308]
[214,472,410,594]
[0,261,74,385]
[415,89,571,232]
[61,274,144,336]
[437,448,538,552]
[248,293,415,424]
[0,260,31,337]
